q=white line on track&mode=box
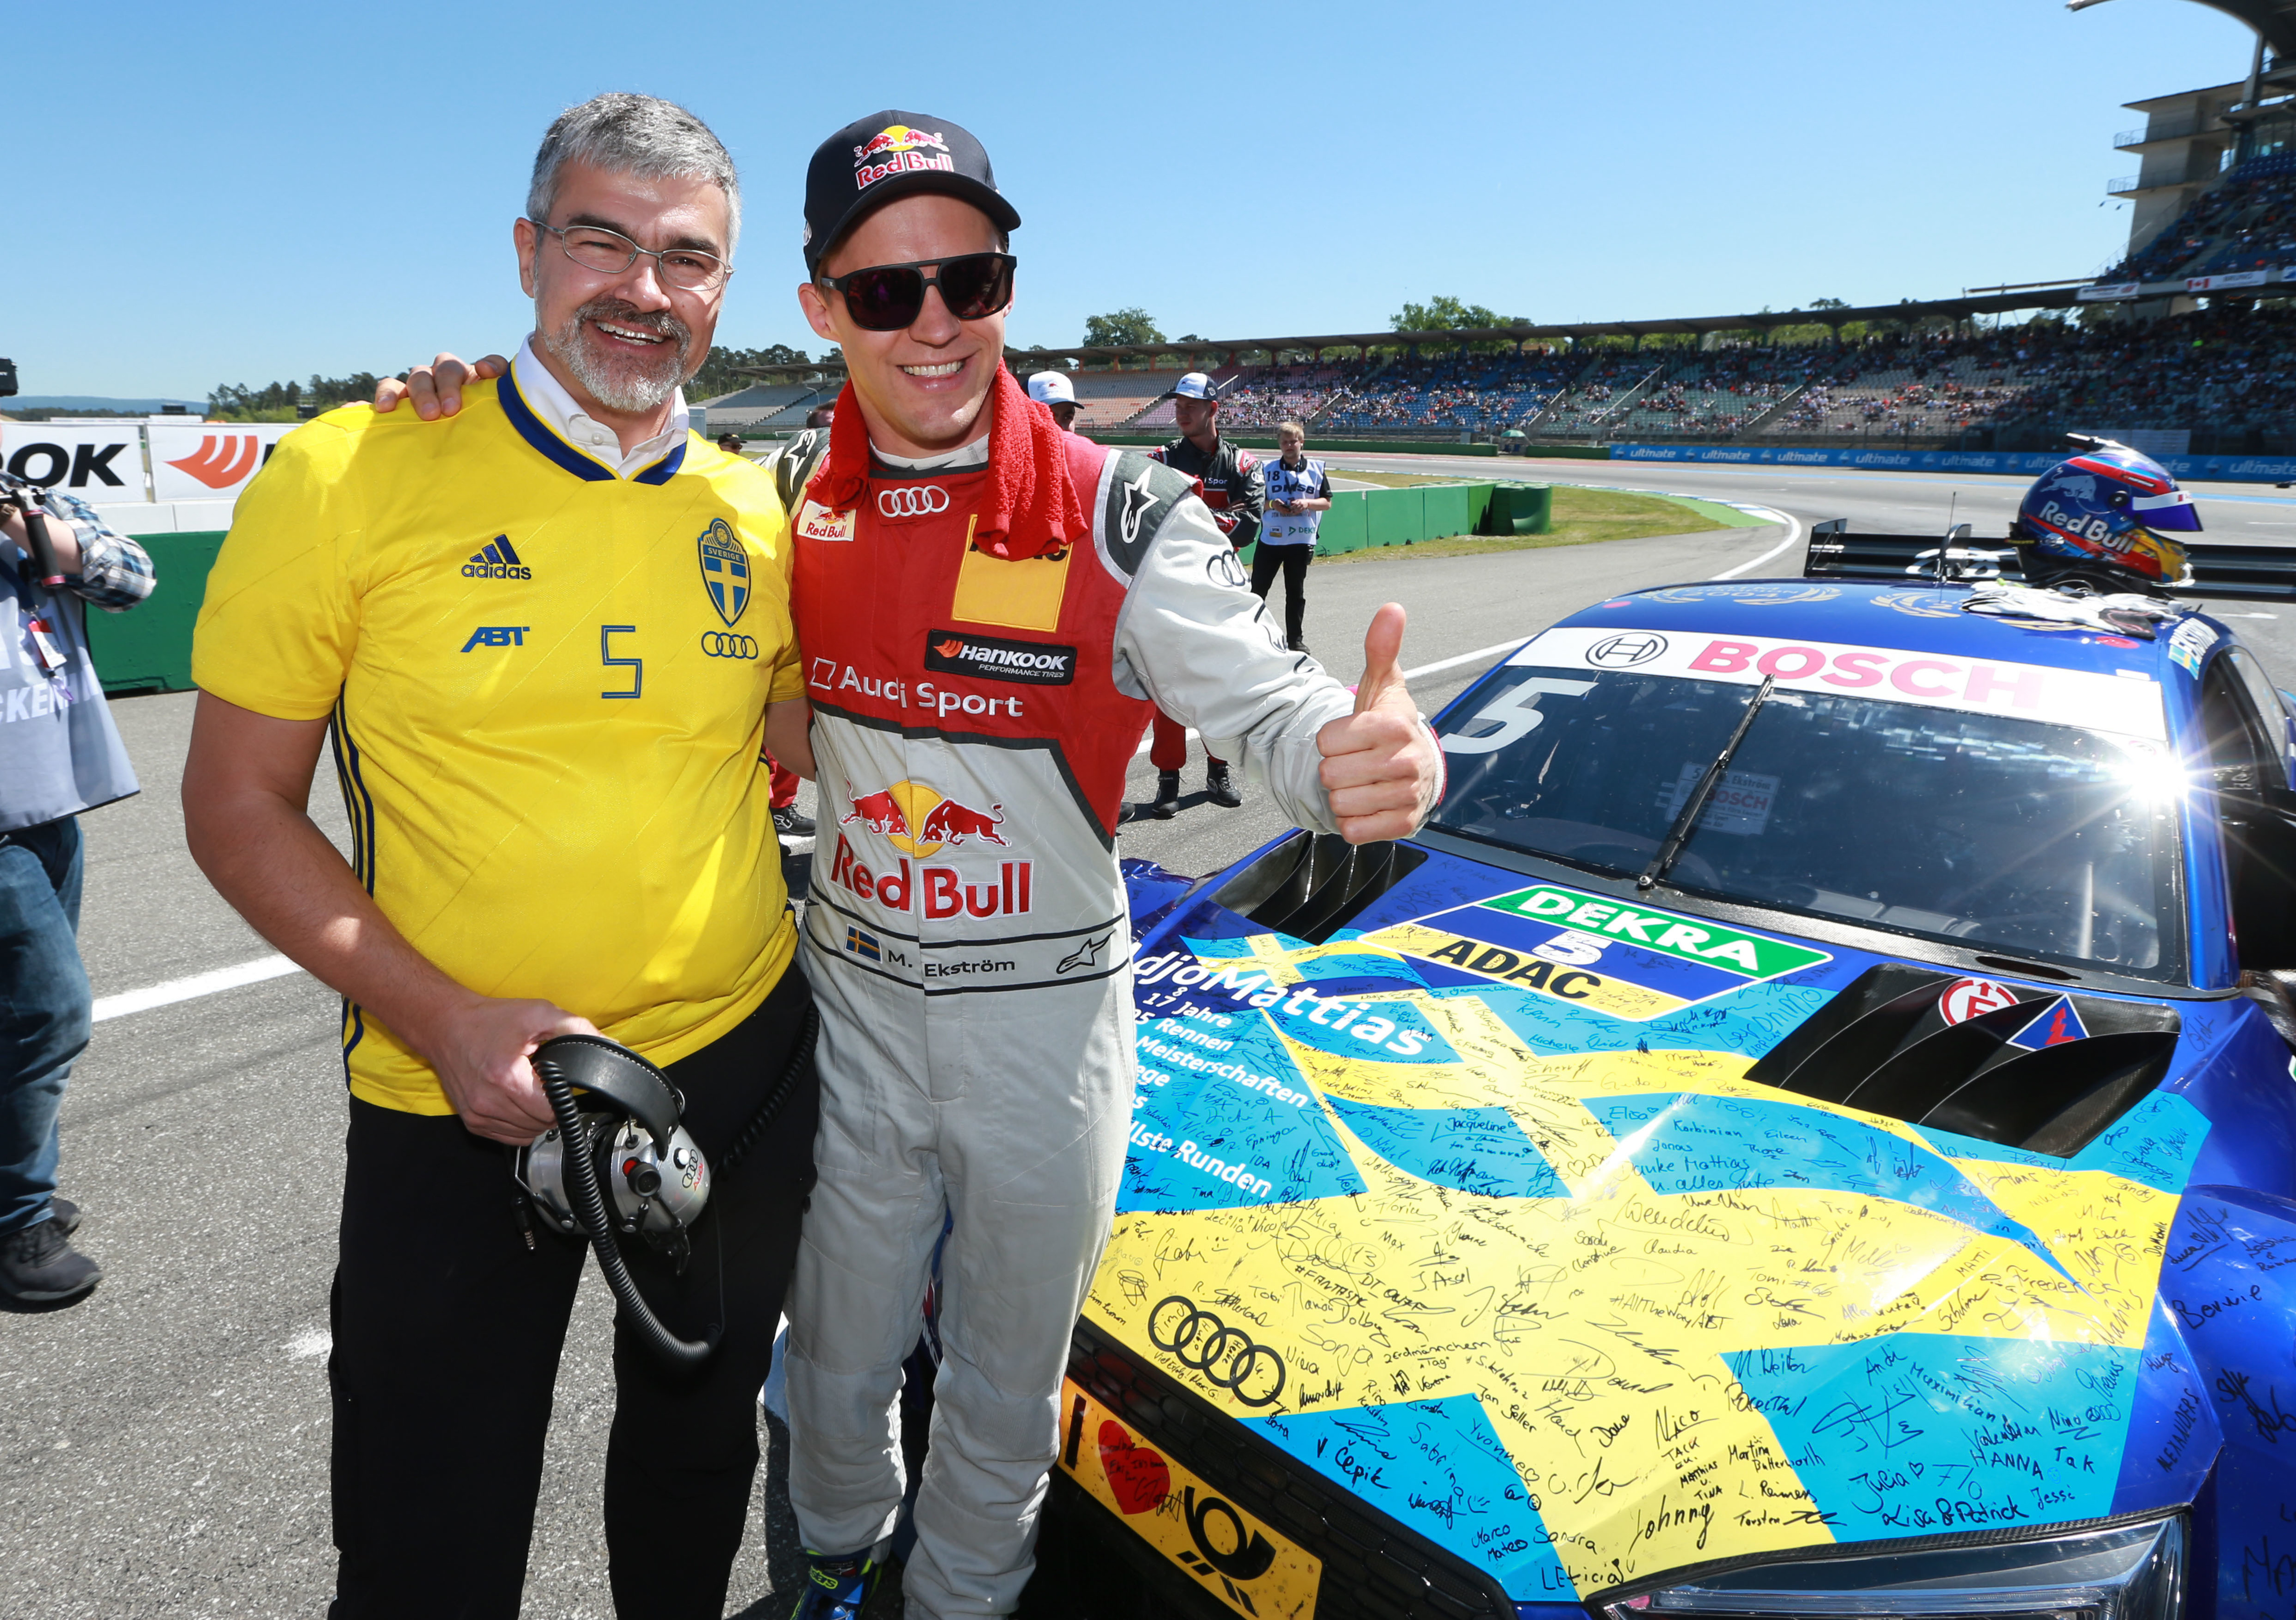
[93,953,302,1023]
[1707,505,1804,579]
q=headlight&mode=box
[1602,1515,2182,1620]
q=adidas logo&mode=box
[461,535,531,580]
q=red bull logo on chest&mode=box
[831,778,1032,921]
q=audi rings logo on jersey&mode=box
[700,632,759,659]
[1587,631,1668,668]
[1148,1296,1286,1407]
[877,485,951,518]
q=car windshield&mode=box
[1432,659,2186,980]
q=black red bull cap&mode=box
[803,110,1021,274]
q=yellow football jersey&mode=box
[193,375,803,1115]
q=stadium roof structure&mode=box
[2070,0,2296,57]
[735,284,2095,383]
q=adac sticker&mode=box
[697,517,750,625]
[1359,881,1829,1022]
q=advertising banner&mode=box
[1612,442,2296,483]
[2187,270,2271,292]
[0,424,149,498]
[2077,281,2141,301]
[146,423,298,503]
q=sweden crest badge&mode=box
[698,518,749,626]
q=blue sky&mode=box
[6,0,2259,399]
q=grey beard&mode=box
[541,300,693,414]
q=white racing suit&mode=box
[784,427,1361,1616]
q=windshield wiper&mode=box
[1640,674,1775,892]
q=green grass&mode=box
[1317,485,1735,564]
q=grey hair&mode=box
[528,93,742,256]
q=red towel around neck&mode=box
[804,365,1089,561]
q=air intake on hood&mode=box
[1208,832,1427,945]
[1743,963,2180,1155]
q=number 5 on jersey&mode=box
[602,625,641,699]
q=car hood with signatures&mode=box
[1083,839,2296,1613]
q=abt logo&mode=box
[167,434,265,491]
[461,626,530,651]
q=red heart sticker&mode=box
[1097,1419,1171,1514]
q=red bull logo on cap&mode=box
[852,125,957,192]
[853,124,949,162]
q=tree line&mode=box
[207,344,831,421]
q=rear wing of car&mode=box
[1802,518,2296,603]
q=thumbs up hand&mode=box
[1315,603,1444,845]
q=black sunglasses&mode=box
[817,252,1017,331]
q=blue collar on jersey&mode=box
[499,369,686,486]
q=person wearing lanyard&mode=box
[0,482,152,1303]
[1255,418,1331,653]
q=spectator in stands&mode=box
[1146,373,1262,817]
[1256,420,1329,653]
[1027,368,1081,430]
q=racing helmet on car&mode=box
[2011,438,2199,592]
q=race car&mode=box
[1052,533,2296,1620]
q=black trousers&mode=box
[327,969,819,1620]
[1250,542,1312,645]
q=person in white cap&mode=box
[1145,371,1263,816]
[1026,369,1079,432]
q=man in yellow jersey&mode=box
[181,94,816,1620]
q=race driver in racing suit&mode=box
[1145,373,1263,819]
[379,106,1442,1620]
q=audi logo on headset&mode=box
[877,485,951,518]
[700,632,759,659]
[1148,1295,1286,1408]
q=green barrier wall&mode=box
[1236,480,1541,561]
[1500,444,1612,460]
[1088,433,1498,456]
[87,530,228,697]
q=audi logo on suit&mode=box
[699,632,759,659]
[877,485,951,518]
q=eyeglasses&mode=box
[816,252,1017,331]
[526,220,732,291]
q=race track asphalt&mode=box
[7,460,2291,1617]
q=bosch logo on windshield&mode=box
[1148,1295,1285,1408]
[1587,632,1668,668]
[877,485,951,518]
[924,629,1078,686]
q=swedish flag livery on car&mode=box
[1069,536,2296,1620]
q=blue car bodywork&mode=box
[1059,573,2296,1620]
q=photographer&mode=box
[0,474,154,1302]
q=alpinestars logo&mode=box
[924,629,1077,685]
[463,535,531,580]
